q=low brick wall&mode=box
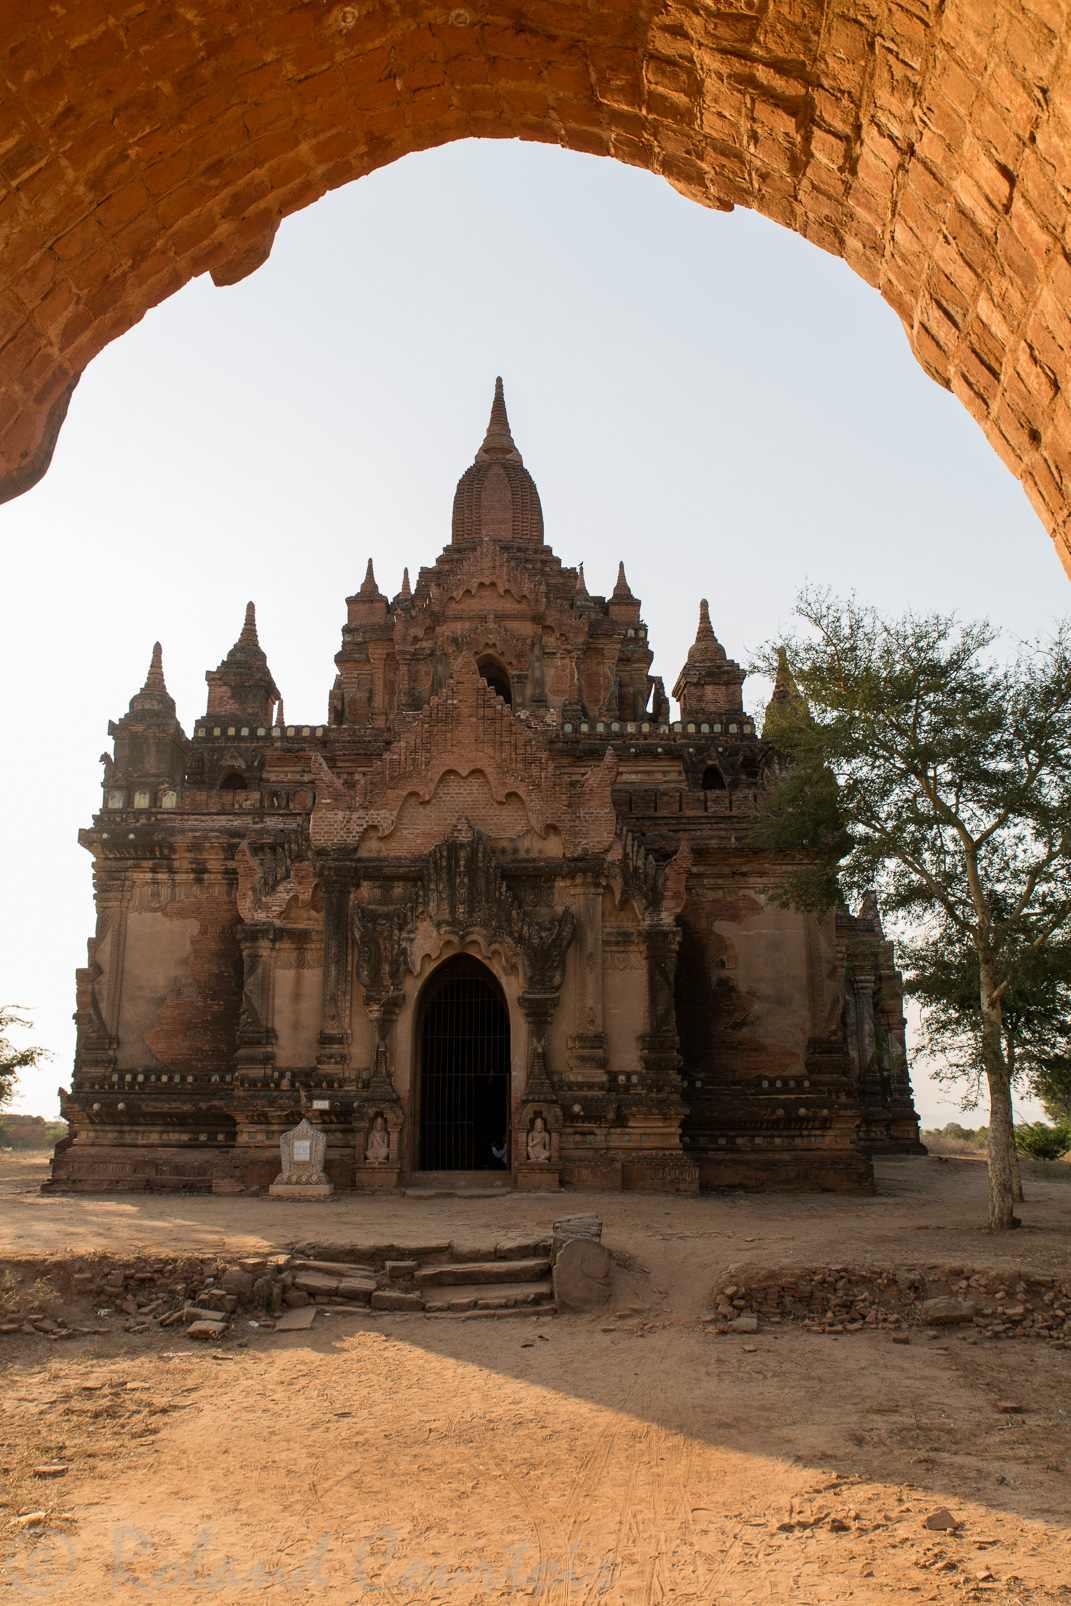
[710,1261,1071,1346]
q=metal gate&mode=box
[418,957,510,1171]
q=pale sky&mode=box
[2,139,1065,1129]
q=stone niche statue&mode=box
[364,1112,391,1164]
[268,1117,333,1199]
[526,1113,552,1163]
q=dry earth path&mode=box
[1,1153,1069,1604]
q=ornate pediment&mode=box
[353,819,575,999]
[311,653,618,857]
[431,542,547,613]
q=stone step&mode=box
[415,1257,550,1288]
[292,1259,376,1278]
[425,1304,557,1321]
[403,1187,512,1199]
[406,1171,512,1190]
[423,1279,553,1313]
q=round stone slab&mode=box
[553,1237,611,1312]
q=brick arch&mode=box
[2,0,1070,577]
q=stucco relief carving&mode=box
[310,654,618,855]
[613,833,691,924]
[236,841,316,923]
[432,544,547,613]
[352,819,576,997]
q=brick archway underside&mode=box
[2,0,1071,577]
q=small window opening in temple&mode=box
[701,764,727,790]
[219,771,248,791]
[477,656,512,705]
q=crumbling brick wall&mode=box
[2,0,1071,576]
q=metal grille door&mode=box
[419,959,511,1171]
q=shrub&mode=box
[1014,1121,1071,1161]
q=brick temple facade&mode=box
[51,382,922,1196]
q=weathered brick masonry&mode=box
[2,0,1071,577]
[51,383,922,1195]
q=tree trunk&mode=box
[980,956,1017,1230]
[1005,1037,1025,1203]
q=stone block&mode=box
[553,1214,603,1255]
[337,1278,375,1302]
[353,1164,401,1191]
[516,1163,561,1191]
[370,1290,424,1311]
[292,1259,377,1277]
[553,1237,611,1312]
[273,1306,316,1331]
[182,1305,228,1324]
[415,1258,550,1287]
[495,1238,551,1260]
[221,1269,255,1302]
[920,1297,976,1325]
[293,1271,340,1295]
[268,1182,334,1200]
[729,1315,759,1333]
[186,1320,226,1340]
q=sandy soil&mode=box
[1,1153,1069,1604]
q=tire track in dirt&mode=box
[443,1391,555,1594]
[547,1331,699,1606]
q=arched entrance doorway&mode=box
[417,956,511,1172]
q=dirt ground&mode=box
[1,1152,1069,1605]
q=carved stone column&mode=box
[317,877,352,1070]
[638,924,683,1083]
[516,990,563,1192]
[79,882,129,1073]
[566,872,607,1085]
[364,993,404,1097]
[235,922,276,1074]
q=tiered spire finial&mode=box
[143,641,166,693]
[685,598,726,663]
[238,601,258,645]
[126,640,177,717]
[612,561,635,600]
[476,376,522,464]
[762,645,807,736]
[400,567,411,599]
[359,558,384,599]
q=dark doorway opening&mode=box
[219,771,248,790]
[701,764,726,790]
[418,956,510,1171]
[477,656,512,705]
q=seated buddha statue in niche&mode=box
[364,1113,390,1163]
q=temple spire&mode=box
[762,646,807,736]
[400,566,411,599]
[475,376,522,464]
[612,561,634,600]
[126,641,176,717]
[205,598,280,720]
[672,596,743,720]
[359,558,384,599]
[142,641,166,694]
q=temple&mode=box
[51,381,923,1195]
